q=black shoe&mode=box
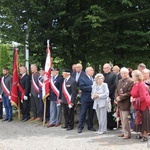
[8,118,13,122]
[22,118,28,122]
[21,118,25,121]
[78,128,82,133]
[0,117,3,119]
[88,127,96,131]
[2,118,8,121]
[66,127,73,131]
[61,125,68,129]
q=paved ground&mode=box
[0,117,150,150]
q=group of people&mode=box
[0,62,150,142]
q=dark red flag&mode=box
[11,48,19,106]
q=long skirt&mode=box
[134,106,150,133]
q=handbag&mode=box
[134,98,142,125]
[107,97,112,112]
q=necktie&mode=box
[90,77,93,81]
[53,76,55,82]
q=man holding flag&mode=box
[42,40,51,125]
[18,66,30,122]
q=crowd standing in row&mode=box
[0,63,150,142]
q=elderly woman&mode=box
[142,68,150,93]
[130,70,150,142]
[92,73,109,134]
[115,67,134,139]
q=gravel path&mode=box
[0,118,149,150]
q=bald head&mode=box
[20,66,27,75]
[75,63,83,73]
[85,67,94,77]
[103,63,111,73]
[113,65,120,74]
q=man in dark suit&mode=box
[47,68,63,128]
[115,67,134,139]
[112,65,122,82]
[18,66,30,122]
[71,63,86,123]
[61,69,77,130]
[77,67,96,133]
[30,64,41,121]
[103,63,117,130]
[0,67,12,122]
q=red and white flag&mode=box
[42,40,52,100]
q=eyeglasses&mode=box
[103,67,108,69]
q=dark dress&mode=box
[103,71,117,129]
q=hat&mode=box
[62,69,71,73]
[52,68,59,71]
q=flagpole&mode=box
[43,39,50,126]
[18,97,21,120]
[43,98,47,126]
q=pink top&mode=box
[130,81,150,111]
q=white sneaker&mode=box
[97,131,104,135]
[95,131,104,135]
[95,131,100,134]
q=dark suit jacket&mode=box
[50,75,63,101]
[115,77,134,111]
[78,74,93,103]
[62,76,77,104]
[0,75,12,97]
[20,74,30,97]
[30,72,40,97]
[71,71,86,85]
[103,71,117,97]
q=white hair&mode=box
[120,67,129,73]
[142,68,150,73]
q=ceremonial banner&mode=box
[42,40,52,100]
[11,48,19,106]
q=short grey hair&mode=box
[142,68,150,73]
[120,67,129,73]
[94,73,105,81]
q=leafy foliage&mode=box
[0,0,150,71]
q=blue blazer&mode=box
[78,75,93,103]
[50,75,63,101]
[71,71,86,85]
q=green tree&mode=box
[0,44,12,75]
[1,0,150,71]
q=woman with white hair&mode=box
[92,73,109,134]
[130,70,150,142]
[142,68,150,93]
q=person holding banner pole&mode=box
[38,67,50,123]
[30,64,41,121]
[18,66,30,122]
[61,69,77,130]
[47,68,63,128]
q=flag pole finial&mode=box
[47,39,50,46]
